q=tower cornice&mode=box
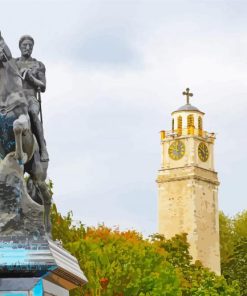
[157,166,219,186]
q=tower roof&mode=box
[173,103,204,114]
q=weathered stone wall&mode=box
[157,166,220,275]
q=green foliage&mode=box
[52,205,180,295]
[219,211,235,263]
[220,211,247,296]
[51,206,240,296]
[224,238,247,296]
[233,211,247,240]
[151,234,239,296]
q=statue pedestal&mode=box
[0,154,88,294]
[0,236,87,295]
[0,279,69,295]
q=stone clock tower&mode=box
[157,88,220,274]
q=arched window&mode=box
[198,116,203,136]
[172,118,174,131]
[187,114,194,135]
[187,114,194,127]
[177,116,182,136]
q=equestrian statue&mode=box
[0,32,51,236]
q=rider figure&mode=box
[15,35,49,162]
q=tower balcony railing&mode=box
[160,128,215,141]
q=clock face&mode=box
[198,142,209,162]
[168,140,185,160]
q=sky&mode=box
[1,0,247,235]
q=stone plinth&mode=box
[0,278,70,295]
[0,236,87,294]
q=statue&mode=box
[0,32,87,293]
[15,35,49,162]
[0,32,51,235]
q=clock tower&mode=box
[157,88,220,274]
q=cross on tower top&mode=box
[182,88,193,105]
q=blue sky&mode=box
[1,0,247,235]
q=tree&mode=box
[151,233,240,296]
[51,206,240,296]
[219,212,235,263]
[220,211,247,296]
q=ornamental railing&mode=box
[160,128,215,140]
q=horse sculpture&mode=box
[0,32,51,235]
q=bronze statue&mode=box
[0,32,87,291]
[0,32,51,235]
[15,35,49,162]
